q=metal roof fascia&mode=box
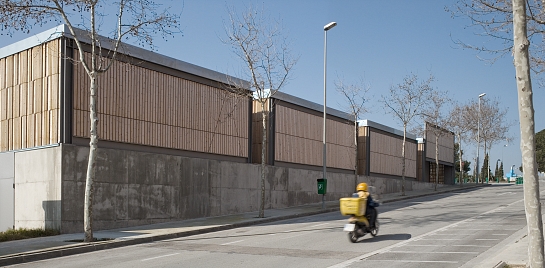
[357,119,417,140]
[0,24,69,59]
[0,24,249,88]
[269,90,355,122]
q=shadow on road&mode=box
[359,233,411,243]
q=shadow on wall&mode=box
[42,200,61,230]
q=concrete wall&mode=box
[11,144,449,233]
[0,152,14,231]
[14,146,62,230]
[58,144,356,233]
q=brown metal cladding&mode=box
[0,40,61,151]
[357,126,370,175]
[368,130,417,178]
[71,51,249,158]
[273,104,355,170]
[425,129,455,163]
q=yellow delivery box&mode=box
[340,197,366,216]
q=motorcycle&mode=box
[340,195,379,243]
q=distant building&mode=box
[357,120,418,180]
[418,122,455,184]
[252,91,356,173]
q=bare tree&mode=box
[422,90,452,191]
[222,5,297,218]
[512,1,544,266]
[381,74,434,196]
[447,102,473,184]
[0,0,180,242]
[462,98,512,182]
[453,0,545,265]
[335,77,370,187]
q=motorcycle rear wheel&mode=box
[370,219,379,237]
[348,231,359,243]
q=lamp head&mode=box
[479,93,486,98]
[324,22,337,31]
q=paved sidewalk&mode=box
[0,183,527,267]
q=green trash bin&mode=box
[317,179,327,194]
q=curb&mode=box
[0,184,487,266]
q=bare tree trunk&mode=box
[401,125,406,196]
[459,135,463,185]
[435,135,439,191]
[259,101,267,218]
[84,72,98,242]
[512,0,545,266]
[485,140,489,183]
[354,120,358,188]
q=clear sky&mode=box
[1,0,543,175]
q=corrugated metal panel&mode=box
[368,130,417,177]
[272,104,355,170]
[0,40,60,151]
[425,129,455,163]
[72,51,249,158]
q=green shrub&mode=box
[0,228,60,242]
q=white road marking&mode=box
[141,253,180,262]
[419,238,462,240]
[221,239,245,245]
[364,260,458,264]
[429,233,475,236]
[454,228,520,231]
[386,251,475,254]
[452,245,491,247]
[329,200,522,268]
[476,238,500,241]
[397,244,437,247]
[310,223,329,227]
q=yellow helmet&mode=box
[356,183,368,192]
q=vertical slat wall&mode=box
[72,51,249,158]
[274,105,355,171]
[0,40,60,151]
[425,129,455,163]
[417,142,425,181]
[368,131,417,178]
[251,100,269,163]
[357,126,370,175]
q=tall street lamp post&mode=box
[496,159,501,183]
[502,144,508,180]
[477,93,486,183]
[323,21,336,209]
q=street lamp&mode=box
[496,159,501,183]
[322,21,336,209]
[477,93,486,183]
[502,144,508,180]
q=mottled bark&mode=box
[459,135,464,185]
[512,0,545,266]
[84,72,98,242]
[435,135,439,191]
[401,125,407,196]
[259,102,267,218]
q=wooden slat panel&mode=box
[0,58,5,90]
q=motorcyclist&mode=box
[356,182,377,228]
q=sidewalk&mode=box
[0,183,526,267]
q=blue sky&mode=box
[1,0,543,175]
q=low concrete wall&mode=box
[59,144,357,233]
[12,144,448,233]
[14,146,62,231]
[0,152,15,232]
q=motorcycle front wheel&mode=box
[370,219,379,237]
[348,231,359,243]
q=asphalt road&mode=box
[11,184,532,268]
